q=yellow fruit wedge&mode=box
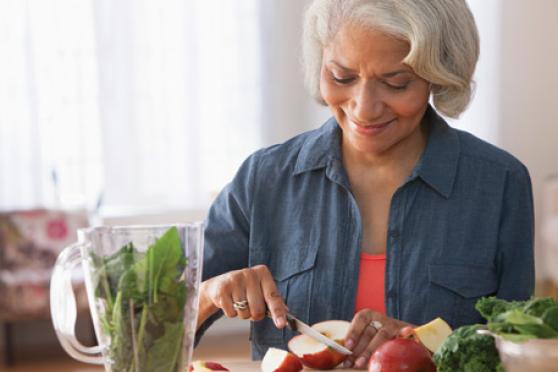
[414,317,452,353]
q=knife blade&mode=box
[285,313,353,355]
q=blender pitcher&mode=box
[50,223,204,372]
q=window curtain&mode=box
[0,0,262,212]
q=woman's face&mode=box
[320,24,431,156]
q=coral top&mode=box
[354,252,386,314]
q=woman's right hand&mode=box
[196,264,289,330]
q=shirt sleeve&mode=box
[495,164,535,301]
[194,151,260,345]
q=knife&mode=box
[284,313,353,355]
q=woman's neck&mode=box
[342,123,428,181]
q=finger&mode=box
[243,269,267,321]
[213,276,238,318]
[231,275,250,320]
[345,310,375,350]
[343,310,376,367]
[256,265,288,328]
[354,327,396,369]
[348,324,377,366]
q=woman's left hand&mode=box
[342,309,412,369]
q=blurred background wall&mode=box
[498,0,558,285]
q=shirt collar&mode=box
[293,105,460,198]
[410,106,460,198]
[293,117,341,175]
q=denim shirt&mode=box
[197,106,535,359]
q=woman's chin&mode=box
[345,136,391,157]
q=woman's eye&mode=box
[383,80,409,90]
[331,75,355,85]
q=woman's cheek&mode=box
[322,87,346,121]
[321,81,346,107]
[395,85,430,116]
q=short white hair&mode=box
[302,0,480,118]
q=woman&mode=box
[196,0,534,369]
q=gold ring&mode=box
[233,300,249,311]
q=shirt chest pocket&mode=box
[249,244,318,347]
[427,263,498,328]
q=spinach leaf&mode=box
[93,227,187,372]
[145,322,185,372]
[146,227,185,304]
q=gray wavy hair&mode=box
[302,0,480,118]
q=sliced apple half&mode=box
[413,317,452,353]
[288,320,350,370]
[261,347,303,372]
[188,360,229,372]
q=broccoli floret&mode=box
[433,324,502,372]
[436,297,558,372]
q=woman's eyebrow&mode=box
[328,60,356,72]
[328,61,411,77]
[381,70,411,78]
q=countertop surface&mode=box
[217,360,361,371]
[0,359,362,372]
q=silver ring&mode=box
[233,299,249,311]
[369,320,383,331]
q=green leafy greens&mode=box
[476,296,558,342]
[93,227,187,372]
[434,296,558,372]
[433,324,504,372]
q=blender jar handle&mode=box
[50,242,105,365]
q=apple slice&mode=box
[188,360,229,372]
[288,320,350,370]
[261,347,303,372]
[413,317,452,353]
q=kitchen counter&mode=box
[1,357,362,371]
[214,359,361,371]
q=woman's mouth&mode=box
[349,118,395,136]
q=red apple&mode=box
[261,347,303,372]
[288,320,350,370]
[188,360,229,372]
[368,338,436,372]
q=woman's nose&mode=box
[351,83,384,122]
